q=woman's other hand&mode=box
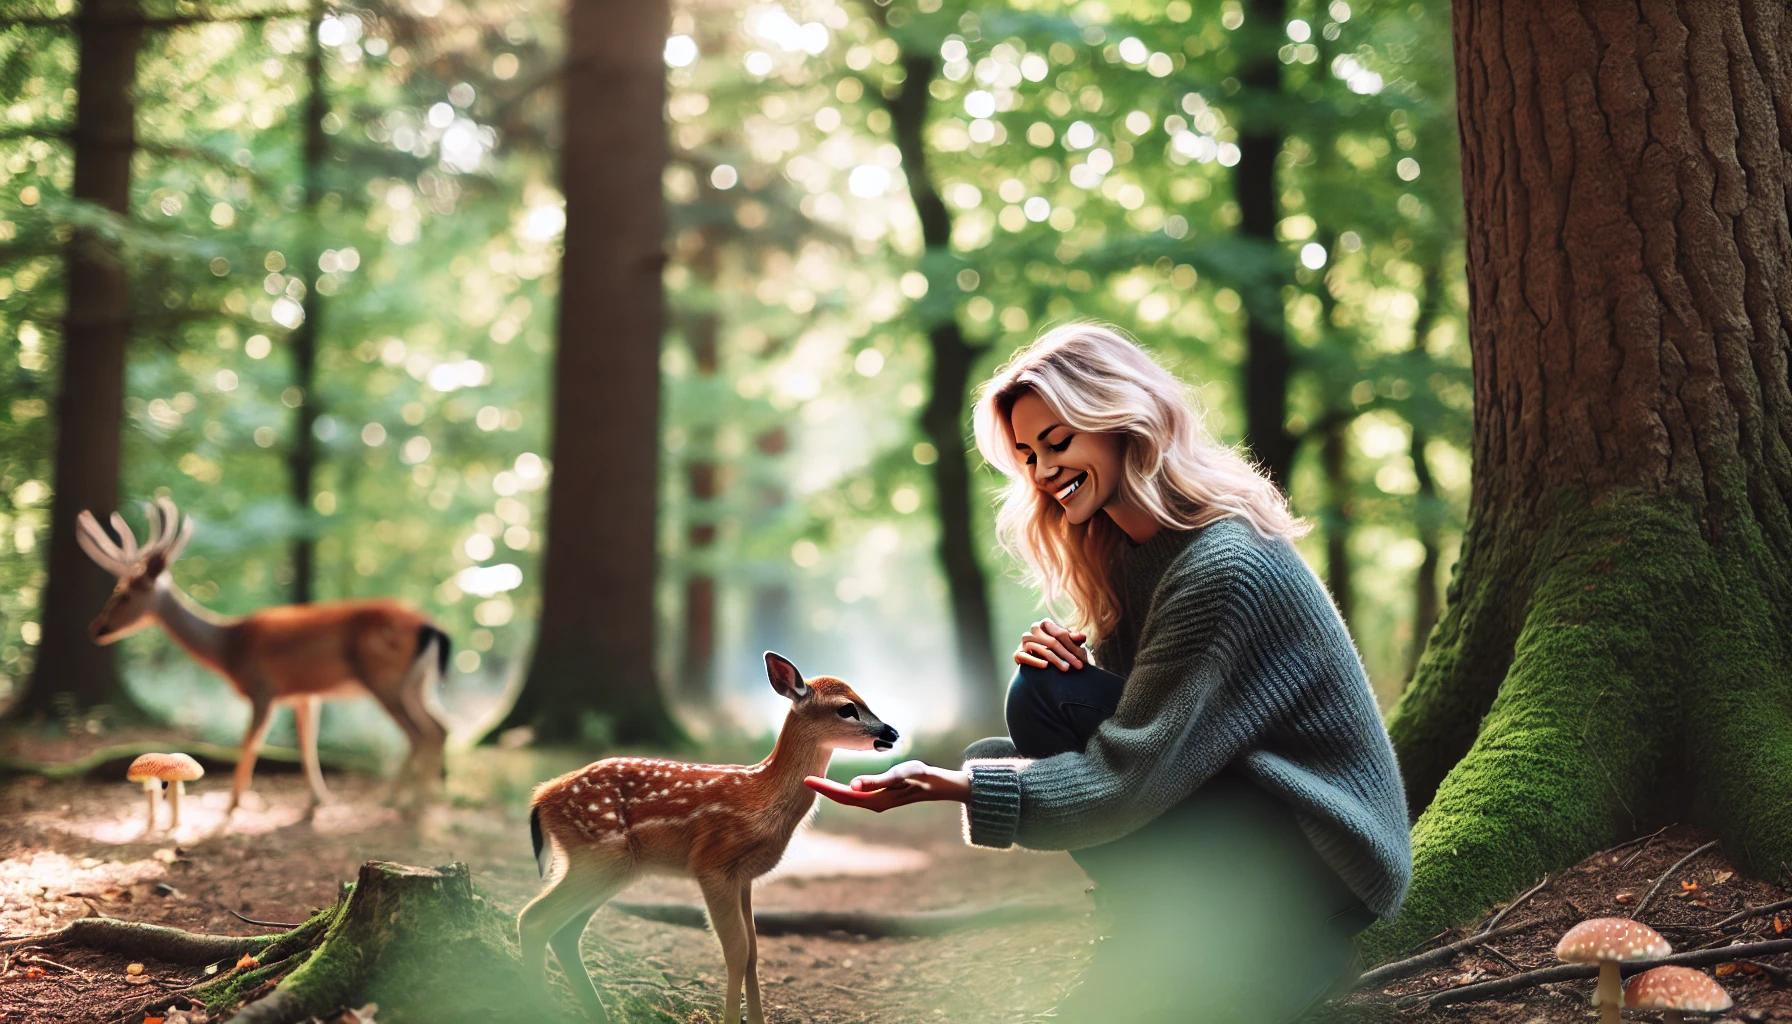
[1014,618,1088,671]
[804,760,971,811]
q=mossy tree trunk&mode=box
[1368,0,1792,959]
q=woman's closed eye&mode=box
[1024,436,1074,465]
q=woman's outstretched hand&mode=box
[804,760,971,812]
[1014,618,1088,671]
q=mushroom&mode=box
[1555,917,1672,1024]
[126,753,204,831]
[127,753,169,832]
[1625,965,1732,1024]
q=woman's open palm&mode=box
[804,760,970,812]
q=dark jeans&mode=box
[974,661,1371,1024]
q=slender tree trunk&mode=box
[885,52,1002,731]
[287,0,327,605]
[679,242,721,701]
[15,0,144,719]
[1369,0,1792,958]
[1321,418,1352,626]
[1237,0,1291,488]
[1404,266,1445,681]
[497,0,678,745]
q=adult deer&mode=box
[519,652,899,1024]
[77,497,451,815]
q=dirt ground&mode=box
[3,732,1789,1024]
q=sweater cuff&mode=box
[963,763,1022,849]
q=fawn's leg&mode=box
[699,874,750,1024]
[517,854,623,1022]
[368,686,426,806]
[292,695,331,813]
[399,665,449,798]
[228,696,274,815]
[739,882,765,1024]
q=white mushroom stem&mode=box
[1594,960,1621,1024]
[169,780,184,830]
[142,780,162,832]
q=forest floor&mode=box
[2,730,1790,1024]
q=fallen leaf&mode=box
[1774,915,1785,935]
[24,966,45,979]
[1741,963,1762,975]
[125,974,152,985]
[204,963,219,975]
[127,962,144,976]
[1715,871,1734,884]
[1716,962,1739,977]
[1615,892,1635,904]
[145,1018,164,1024]
[235,954,259,970]
[1681,880,1699,892]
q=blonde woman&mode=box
[808,325,1411,1023]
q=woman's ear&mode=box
[764,651,811,701]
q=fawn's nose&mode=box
[873,725,898,751]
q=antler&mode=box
[141,497,193,564]
[74,499,192,579]
[75,511,131,576]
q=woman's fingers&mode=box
[803,776,929,813]
[849,759,930,790]
[1026,620,1085,669]
[1013,646,1050,668]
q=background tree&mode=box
[494,0,680,745]
[1370,0,1792,956]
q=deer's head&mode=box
[76,497,194,645]
[764,651,899,752]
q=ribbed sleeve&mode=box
[969,518,1413,920]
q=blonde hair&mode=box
[972,323,1309,637]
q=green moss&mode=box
[1363,497,1732,960]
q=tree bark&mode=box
[1237,0,1292,489]
[498,0,679,745]
[884,52,1002,731]
[14,0,144,720]
[1404,266,1445,681]
[1369,0,1792,958]
[679,241,721,701]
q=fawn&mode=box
[519,651,899,1024]
[77,497,451,815]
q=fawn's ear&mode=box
[764,652,811,701]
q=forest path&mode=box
[0,762,1097,1024]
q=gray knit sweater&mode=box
[964,516,1413,920]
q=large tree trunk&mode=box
[1404,266,1445,681]
[15,0,144,720]
[885,52,1002,731]
[497,0,679,744]
[1237,0,1292,489]
[286,0,328,605]
[1369,0,1792,958]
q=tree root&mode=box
[610,900,1076,937]
[1407,937,1792,1008]
[0,916,280,963]
[1353,918,1542,990]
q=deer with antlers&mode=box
[519,652,899,1024]
[77,497,451,816]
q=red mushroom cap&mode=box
[1625,966,1732,1013]
[1554,917,1672,963]
[127,752,204,783]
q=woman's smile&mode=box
[1054,471,1089,502]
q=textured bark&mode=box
[1369,0,1792,959]
[15,0,143,719]
[1238,0,1292,488]
[885,52,1002,730]
[499,0,678,744]
[286,1,329,605]
[1405,267,1445,680]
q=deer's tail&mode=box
[531,805,550,878]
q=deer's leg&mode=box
[368,687,426,806]
[739,881,765,1024]
[292,695,331,813]
[228,696,274,815]
[518,853,624,1022]
[398,664,448,799]
[699,874,750,1024]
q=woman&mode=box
[807,325,1411,1023]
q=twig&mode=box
[16,951,90,977]
[1479,945,1523,973]
[1616,824,1677,870]
[228,909,302,929]
[1481,876,1550,936]
[1355,919,1542,990]
[1398,929,1451,957]
[1631,840,1720,921]
[1412,937,1792,1008]
[1712,897,1792,931]
[1606,823,1676,859]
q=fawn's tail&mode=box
[531,805,550,877]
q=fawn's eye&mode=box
[836,702,859,720]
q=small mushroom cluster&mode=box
[1555,918,1732,1024]
[126,752,203,832]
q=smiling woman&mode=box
[806,324,1412,1024]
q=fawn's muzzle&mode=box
[873,725,898,751]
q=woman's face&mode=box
[1008,390,1125,526]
